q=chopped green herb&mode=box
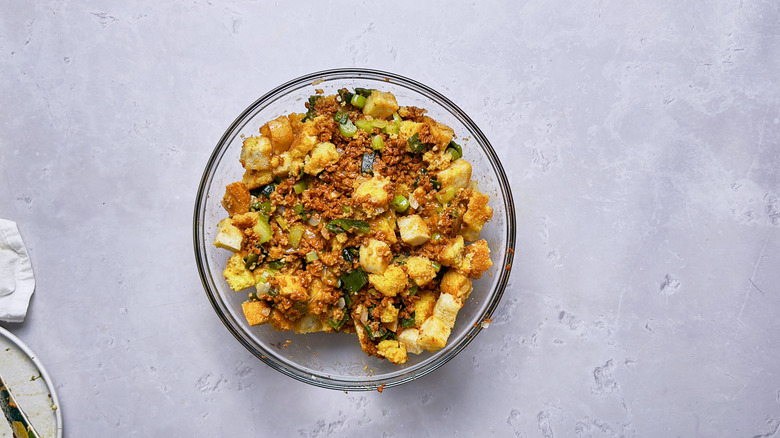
[401,314,416,328]
[326,218,371,234]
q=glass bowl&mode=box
[193,68,516,390]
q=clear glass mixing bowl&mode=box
[193,68,516,390]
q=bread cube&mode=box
[239,136,273,170]
[425,118,455,148]
[268,309,293,331]
[223,253,256,291]
[413,291,437,328]
[354,175,391,206]
[242,300,271,326]
[274,273,309,301]
[362,90,399,119]
[397,328,424,355]
[359,239,392,274]
[433,293,461,329]
[461,191,493,241]
[417,316,451,352]
[405,256,437,287]
[376,339,407,364]
[439,235,464,268]
[242,169,274,190]
[397,215,431,246]
[370,213,397,244]
[462,239,493,279]
[380,303,399,323]
[436,158,472,191]
[440,270,473,301]
[221,182,251,216]
[213,218,243,252]
[399,120,423,142]
[265,115,294,154]
[304,141,339,175]
[294,313,328,334]
[368,265,408,297]
[288,120,319,158]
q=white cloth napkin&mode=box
[0,219,35,322]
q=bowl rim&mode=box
[193,68,516,390]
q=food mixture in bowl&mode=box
[213,87,493,364]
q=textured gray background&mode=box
[2,1,779,436]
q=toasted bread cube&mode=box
[380,303,399,323]
[439,235,464,268]
[288,120,319,158]
[433,293,461,329]
[461,191,493,241]
[359,239,392,274]
[242,300,271,326]
[462,239,493,279]
[274,273,309,301]
[436,158,472,191]
[397,215,431,246]
[221,182,251,216]
[368,265,408,297]
[413,291,437,328]
[425,118,455,148]
[240,136,273,170]
[363,90,399,119]
[304,141,339,175]
[397,328,424,355]
[214,218,243,252]
[242,169,274,190]
[418,317,451,352]
[376,339,407,364]
[268,309,293,331]
[440,270,473,301]
[406,256,437,287]
[370,213,397,244]
[266,115,294,153]
[223,253,256,291]
[294,313,328,334]
[399,120,424,142]
[423,148,453,172]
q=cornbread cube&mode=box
[370,213,397,244]
[413,291,437,328]
[242,168,274,190]
[304,142,339,175]
[359,239,392,274]
[368,265,408,297]
[425,118,455,148]
[242,300,271,326]
[268,309,293,331]
[440,270,473,301]
[436,158,472,191]
[239,136,273,170]
[417,316,451,352]
[363,90,399,119]
[399,120,423,142]
[397,215,431,246]
[376,340,407,364]
[221,182,251,217]
[213,218,243,252]
[380,303,399,323]
[461,191,493,241]
[223,253,256,291]
[462,239,493,279]
[265,115,294,153]
[274,273,309,301]
[397,328,424,355]
[405,256,437,287]
[433,293,461,329]
[422,148,453,172]
[439,235,465,268]
[354,175,391,207]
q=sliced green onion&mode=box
[251,200,273,214]
[390,195,409,213]
[431,260,442,272]
[431,232,442,242]
[371,135,384,150]
[337,88,353,104]
[355,87,374,97]
[446,140,463,160]
[302,95,321,122]
[342,247,359,263]
[355,118,373,133]
[401,314,416,328]
[339,268,368,294]
[325,218,371,234]
[333,111,349,124]
[305,251,319,262]
[343,290,352,307]
[350,94,367,108]
[408,284,418,296]
[339,120,357,138]
[293,179,308,194]
[437,186,457,203]
[329,313,349,330]
[289,224,305,249]
[407,133,427,153]
[431,178,442,190]
[252,183,276,198]
[361,152,377,174]
[244,252,259,270]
